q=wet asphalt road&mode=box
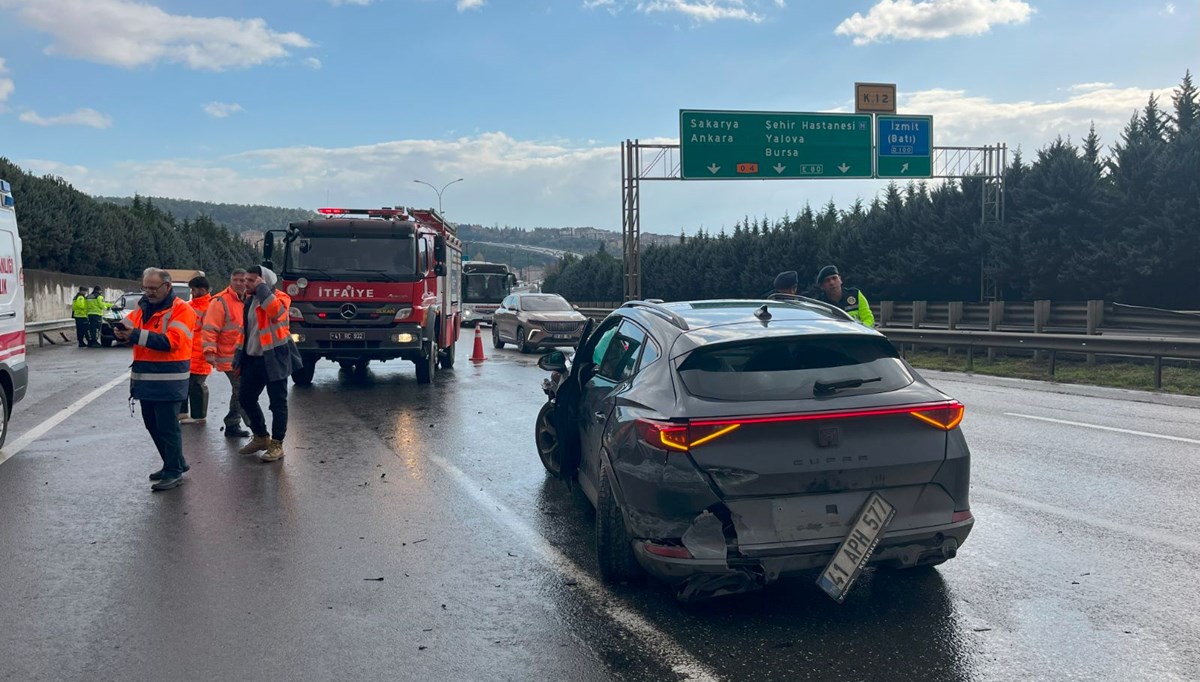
[1,334,1198,681]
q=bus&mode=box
[461,261,516,326]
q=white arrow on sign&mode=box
[838,163,850,173]
[901,163,910,174]
[707,163,720,174]
[773,163,786,174]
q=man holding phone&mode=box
[235,265,301,463]
[114,268,197,491]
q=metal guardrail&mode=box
[883,328,1200,389]
[28,318,77,346]
[875,300,1200,337]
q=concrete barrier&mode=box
[24,269,140,324]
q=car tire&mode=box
[339,360,354,371]
[492,325,505,350]
[596,459,642,584]
[415,338,435,384]
[292,356,317,386]
[517,326,531,354]
[102,338,114,348]
[534,402,563,477]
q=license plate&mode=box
[551,334,573,340]
[330,331,366,341]
[816,492,896,603]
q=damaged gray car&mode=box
[534,299,973,602]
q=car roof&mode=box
[516,293,564,299]
[614,299,881,358]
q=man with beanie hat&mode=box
[814,265,875,327]
[235,265,302,462]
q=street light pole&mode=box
[412,178,464,219]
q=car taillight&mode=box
[908,401,965,431]
[951,510,973,523]
[288,307,303,322]
[634,419,740,453]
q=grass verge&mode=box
[903,350,1200,396]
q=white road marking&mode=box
[973,485,1200,555]
[0,372,127,467]
[429,454,721,682]
[1006,413,1200,445]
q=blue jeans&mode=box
[141,400,187,478]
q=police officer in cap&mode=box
[814,265,875,327]
[772,270,799,296]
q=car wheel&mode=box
[292,356,317,386]
[517,326,531,354]
[338,360,354,371]
[415,338,436,384]
[102,338,114,348]
[534,402,563,477]
[492,324,505,349]
[596,459,642,584]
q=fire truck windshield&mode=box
[286,235,417,281]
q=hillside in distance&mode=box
[99,196,317,234]
[457,224,679,256]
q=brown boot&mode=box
[259,439,285,462]
[238,435,270,455]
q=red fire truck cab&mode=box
[263,206,463,385]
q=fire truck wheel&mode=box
[492,324,505,349]
[439,338,456,369]
[416,339,436,384]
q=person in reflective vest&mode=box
[113,268,196,491]
[85,286,111,347]
[179,275,213,425]
[202,268,250,437]
[814,265,875,327]
[235,265,302,463]
[71,287,89,347]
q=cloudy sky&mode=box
[0,0,1193,234]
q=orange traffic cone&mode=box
[470,322,487,363]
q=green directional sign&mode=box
[679,109,873,180]
[875,115,933,179]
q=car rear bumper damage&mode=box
[633,517,974,602]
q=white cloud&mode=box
[0,58,13,106]
[0,0,313,71]
[304,57,323,70]
[19,108,112,128]
[901,83,1175,148]
[835,0,1033,45]
[1165,3,1176,14]
[637,0,764,22]
[203,102,244,119]
[457,0,485,10]
[1069,82,1114,92]
[331,0,373,5]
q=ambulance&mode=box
[0,179,28,448]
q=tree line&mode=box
[0,158,262,283]
[545,71,1199,308]
[100,196,316,235]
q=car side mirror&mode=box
[435,263,446,276]
[537,351,568,373]
[434,235,446,262]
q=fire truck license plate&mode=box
[330,332,366,341]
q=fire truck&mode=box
[262,206,463,386]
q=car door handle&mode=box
[0,311,15,319]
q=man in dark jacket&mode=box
[235,266,302,463]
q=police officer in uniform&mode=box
[814,265,875,327]
[772,270,799,296]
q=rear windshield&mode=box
[677,335,913,401]
[521,296,571,312]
